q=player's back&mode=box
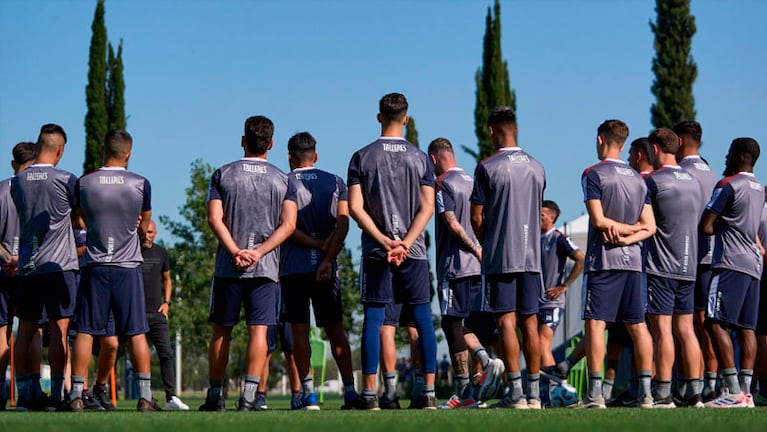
[472,147,545,274]
[680,155,718,265]
[77,168,150,267]
[11,164,78,275]
[0,177,20,262]
[347,137,433,259]
[280,167,346,276]
[209,158,290,279]
[582,159,646,272]
[435,168,480,282]
[644,166,702,280]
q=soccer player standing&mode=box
[69,129,159,412]
[347,93,437,410]
[11,125,79,410]
[200,116,297,411]
[644,128,704,408]
[428,137,503,409]
[700,138,762,408]
[580,120,656,409]
[280,131,358,410]
[673,120,720,401]
[470,107,546,409]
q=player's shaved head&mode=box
[379,93,408,122]
[648,128,680,155]
[103,129,133,159]
[487,106,517,133]
[287,131,317,163]
[597,120,629,146]
[36,123,67,153]
[427,137,454,156]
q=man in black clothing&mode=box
[141,220,189,410]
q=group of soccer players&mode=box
[2,92,765,413]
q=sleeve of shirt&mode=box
[336,175,349,202]
[706,182,734,216]
[207,169,222,201]
[645,176,658,205]
[582,169,602,201]
[470,163,489,205]
[420,156,436,188]
[141,177,152,212]
[66,173,78,207]
[284,175,298,203]
[437,183,456,215]
[162,248,170,272]
[73,178,81,208]
[557,234,579,258]
[347,152,361,187]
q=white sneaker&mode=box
[166,395,190,411]
[478,358,505,401]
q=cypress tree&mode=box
[405,116,419,146]
[84,0,108,174]
[466,0,514,161]
[107,40,126,131]
[650,0,697,127]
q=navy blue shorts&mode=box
[16,270,77,322]
[464,310,497,346]
[267,321,293,354]
[538,307,563,330]
[360,254,430,305]
[485,272,541,315]
[76,266,148,336]
[440,275,482,318]
[209,277,279,326]
[582,271,645,324]
[706,270,760,330]
[0,277,17,325]
[756,277,767,335]
[383,302,418,327]
[280,272,343,327]
[647,275,695,315]
[694,265,713,311]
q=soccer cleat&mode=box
[438,394,478,409]
[340,391,359,410]
[409,394,437,410]
[704,391,750,408]
[478,358,505,402]
[683,393,705,408]
[353,394,381,411]
[490,395,529,409]
[651,394,675,409]
[57,397,84,412]
[199,397,226,412]
[291,393,320,411]
[254,394,268,411]
[540,365,569,384]
[237,396,260,412]
[92,387,115,411]
[82,391,106,411]
[575,394,607,409]
[165,395,190,411]
[380,394,401,409]
[745,394,755,408]
[638,395,654,409]
[606,390,638,408]
[527,398,542,410]
[137,398,162,412]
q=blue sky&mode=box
[1,0,766,258]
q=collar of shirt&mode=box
[497,147,523,152]
[605,158,625,164]
[99,166,126,171]
[292,166,315,172]
[379,136,406,141]
[682,155,703,161]
[29,163,53,168]
[241,157,267,162]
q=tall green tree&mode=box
[337,246,362,341]
[84,0,108,174]
[650,0,697,127]
[107,40,126,131]
[466,0,514,161]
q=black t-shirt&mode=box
[141,244,169,312]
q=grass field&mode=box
[2,395,766,432]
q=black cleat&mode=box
[353,394,380,411]
[137,398,162,412]
[606,390,638,408]
[92,387,115,410]
[409,394,437,410]
[82,390,105,411]
[236,396,259,412]
[379,394,401,409]
[57,397,84,412]
[199,397,226,412]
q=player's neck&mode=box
[494,137,518,149]
[657,154,678,166]
[245,151,267,159]
[380,124,404,138]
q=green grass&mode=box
[2,395,766,432]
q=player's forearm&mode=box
[0,245,11,264]
[255,201,297,257]
[446,217,479,253]
[470,204,484,242]
[563,254,585,287]
[290,228,325,251]
[402,207,434,250]
[208,218,241,257]
[323,217,349,262]
[350,206,391,248]
[163,280,172,303]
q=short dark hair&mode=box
[648,128,680,155]
[287,131,316,162]
[379,93,408,122]
[542,199,561,223]
[244,116,274,155]
[487,107,517,128]
[104,129,133,158]
[672,120,702,143]
[12,142,36,165]
[38,123,67,143]
[597,120,629,145]
[730,137,760,165]
[629,137,658,167]
[427,137,453,155]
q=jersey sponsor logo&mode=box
[26,171,48,181]
[99,175,124,185]
[615,167,635,177]
[693,162,711,171]
[243,164,268,174]
[750,181,762,191]
[295,172,318,180]
[507,153,530,164]
[673,171,693,181]
[382,143,407,152]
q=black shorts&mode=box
[267,321,293,354]
[0,277,18,325]
[694,265,713,311]
[76,266,147,336]
[209,277,279,326]
[756,277,767,335]
[280,272,343,327]
[16,270,77,322]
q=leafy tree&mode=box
[650,0,697,127]
[84,0,108,174]
[466,0,514,161]
[337,246,362,342]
